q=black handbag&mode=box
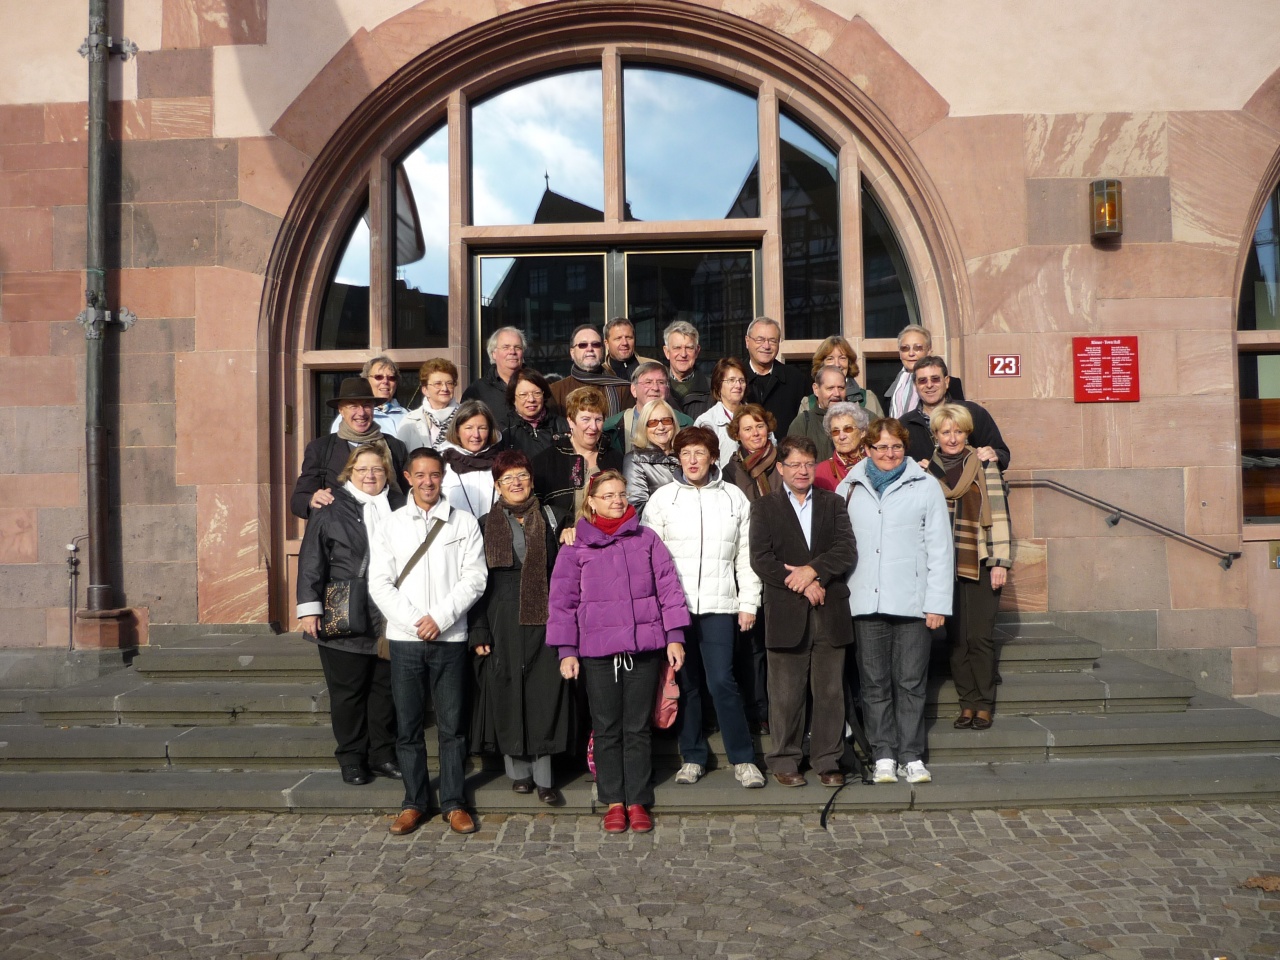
[319,550,371,639]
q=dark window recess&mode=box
[779,112,840,341]
[862,183,919,341]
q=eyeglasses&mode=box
[426,379,455,389]
[352,466,386,476]
[514,390,542,401]
[574,340,603,350]
[646,417,675,428]
[637,379,668,389]
[868,444,905,454]
[779,461,815,471]
[497,472,531,486]
[679,448,711,460]
[591,491,628,502]
[370,374,398,382]
[914,375,944,385]
[899,344,927,354]
[830,425,861,437]
[722,377,747,386]
[747,335,780,347]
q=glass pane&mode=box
[626,251,755,369]
[478,254,606,378]
[1241,353,1280,521]
[312,369,420,441]
[1239,188,1279,331]
[393,124,449,348]
[470,69,604,226]
[623,67,758,221]
[865,357,900,409]
[862,183,919,340]
[315,207,370,350]
[779,111,840,341]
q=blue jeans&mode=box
[854,615,931,764]
[677,613,755,766]
[389,640,468,814]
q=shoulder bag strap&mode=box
[394,517,444,588]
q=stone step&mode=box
[0,752,1275,815]
[133,634,325,681]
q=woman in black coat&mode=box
[296,442,405,785]
[502,369,569,460]
[469,450,574,804]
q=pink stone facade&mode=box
[2,0,1278,704]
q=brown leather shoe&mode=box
[773,771,807,787]
[445,808,478,835]
[388,809,426,836]
[819,771,845,787]
[536,786,562,805]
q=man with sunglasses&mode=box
[603,362,693,454]
[900,356,1010,470]
[329,356,408,439]
[549,324,633,417]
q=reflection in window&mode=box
[470,69,604,226]
[393,125,449,348]
[316,207,371,350]
[1241,353,1280,521]
[779,111,840,341]
[623,67,758,221]
[1239,188,1279,331]
[626,251,755,363]
[862,183,919,340]
[478,254,606,377]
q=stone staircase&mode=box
[0,620,1278,816]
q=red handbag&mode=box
[652,661,680,730]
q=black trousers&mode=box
[947,567,1001,712]
[317,645,397,768]
[735,621,768,725]
[581,651,662,807]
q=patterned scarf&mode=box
[826,449,864,486]
[419,402,458,448]
[888,367,919,418]
[864,457,908,497]
[739,442,777,498]
[929,448,993,582]
[483,495,549,626]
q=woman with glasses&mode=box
[469,451,573,805]
[548,469,690,834]
[502,369,568,460]
[439,399,504,518]
[623,397,682,515]
[837,417,953,787]
[814,402,871,493]
[296,442,404,786]
[927,404,1012,732]
[642,427,765,789]
[398,358,460,451]
[694,357,751,469]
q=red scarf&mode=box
[591,504,635,536]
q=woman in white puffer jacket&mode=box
[642,425,765,789]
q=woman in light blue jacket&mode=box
[836,417,953,787]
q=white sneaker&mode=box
[872,759,898,784]
[898,761,931,784]
[675,762,704,785]
[734,762,766,789]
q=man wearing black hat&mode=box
[290,378,411,519]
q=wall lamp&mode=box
[1091,179,1122,240]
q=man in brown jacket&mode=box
[749,435,857,788]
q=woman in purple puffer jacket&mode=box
[547,468,689,835]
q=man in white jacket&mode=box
[370,448,487,835]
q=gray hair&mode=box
[361,355,399,377]
[630,360,668,384]
[604,316,635,337]
[896,324,931,349]
[663,320,700,347]
[813,365,845,388]
[823,401,870,435]
[486,326,527,361]
[746,316,781,339]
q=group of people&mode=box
[292,315,1013,835]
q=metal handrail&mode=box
[1006,477,1242,570]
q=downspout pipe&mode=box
[78,0,135,612]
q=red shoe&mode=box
[602,803,628,834]
[627,804,653,833]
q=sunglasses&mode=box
[646,417,675,428]
[574,341,603,350]
[370,374,398,382]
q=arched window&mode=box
[1239,182,1280,522]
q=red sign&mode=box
[1073,336,1140,403]
[988,354,1021,378]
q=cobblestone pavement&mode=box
[0,804,1276,960]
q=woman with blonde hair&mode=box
[623,397,682,514]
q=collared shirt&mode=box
[785,485,814,549]
[330,398,408,439]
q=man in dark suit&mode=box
[749,435,857,788]
[744,316,809,431]
[291,378,410,519]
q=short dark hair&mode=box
[727,403,777,441]
[710,356,749,401]
[913,355,949,380]
[863,417,911,448]
[406,447,444,471]
[776,435,817,463]
[672,425,720,462]
[491,449,534,481]
[505,368,552,410]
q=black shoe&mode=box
[511,778,535,794]
[370,760,403,780]
[341,764,372,785]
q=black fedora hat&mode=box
[326,377,379,409]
